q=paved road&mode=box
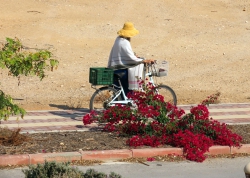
[0,157,249,178]
[1,103,250,133]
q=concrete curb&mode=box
[0,144,250,166]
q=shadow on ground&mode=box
[48,104,90,121]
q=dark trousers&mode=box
[113,69,132,98]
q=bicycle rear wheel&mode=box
[89,86,120,112]
[156,84,177,105]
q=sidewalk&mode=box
[0,103,250,167]
[1,103,250,133]
[1,157,249,178]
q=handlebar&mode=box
[144,60,168,77]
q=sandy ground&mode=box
[0,0,250,111]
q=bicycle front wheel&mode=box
[156,85,177,105]
[89,86,120,112]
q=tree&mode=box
[0,37,59,120]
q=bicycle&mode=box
[89,61,177,112]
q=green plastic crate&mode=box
[89,67,114,85]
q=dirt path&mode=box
[0,0,250,110]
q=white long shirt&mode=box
[107,37,143,69]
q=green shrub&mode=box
[0,37,59,121]
[22,161,122,178]
[0,90,26,121]
[22,161,83,178]
[83,169,122,178]
[0,37,59,80]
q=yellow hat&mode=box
[117,22,139,37]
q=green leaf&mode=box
[0,90,26,121]
[0,37,59,80]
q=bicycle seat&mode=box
[113,72,126,80]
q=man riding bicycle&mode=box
[107,22,154,97]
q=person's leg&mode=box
[113,69,131,98]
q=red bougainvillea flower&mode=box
[190,104,209,120]
[83,84,242,162]
[82,110,97,125]
[147,157,156,161]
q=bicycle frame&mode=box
[105,63,158,107]
[144,64,161,94]
[107,79,134,106]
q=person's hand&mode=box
[143,59,155,64]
